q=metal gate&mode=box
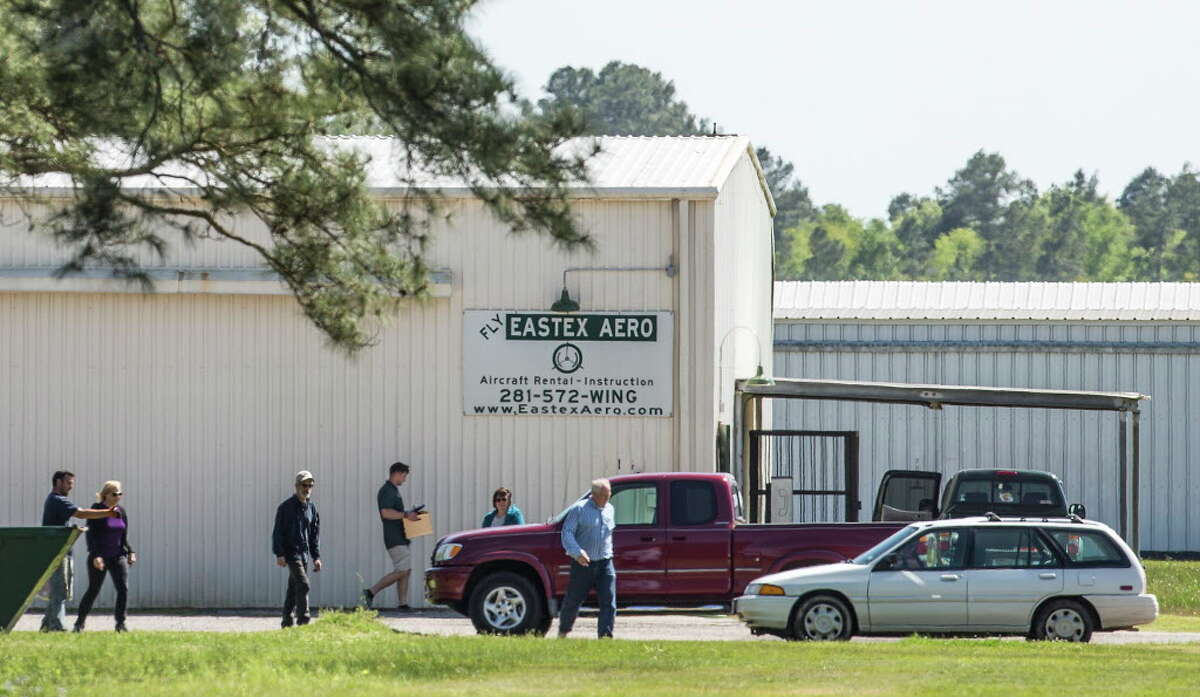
[748,430,860,523]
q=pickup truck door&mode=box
[663,480,732,597]
[873,470,941,522]
[608,481,667,598]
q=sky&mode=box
[468,0,1200,219]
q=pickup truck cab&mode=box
[425,472,903,634]
[873,469,1083,521]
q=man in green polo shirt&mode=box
[362,462,420,611]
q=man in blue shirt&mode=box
[40,470,119,632]
[557,478,616,638]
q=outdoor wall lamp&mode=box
[549,257,677,312]
[718,325,774,415]
[550,288,580,312]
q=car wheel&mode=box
[468,572,546,635]
[791,594,853,641]
[1032,599,1094,643]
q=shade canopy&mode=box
[738,377,1146,412]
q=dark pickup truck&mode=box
[873,468,1083,521]
[425,472,902,634]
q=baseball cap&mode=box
[295,470,315,485]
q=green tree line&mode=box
[537,61,1200,282]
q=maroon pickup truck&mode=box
[424,472,902,634]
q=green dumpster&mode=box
[0,526,82,632]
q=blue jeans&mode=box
[557,558,616,638]
[40,557,71,632]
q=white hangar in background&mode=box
[0,136,775,608]
[772,280,1200,553]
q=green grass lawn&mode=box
[1145,560,1200,615]
[2,611,1199,697]
[1145,614,1200,632]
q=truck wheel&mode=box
[468,572,546,635]
[790,594,853,641]
[1032,599,1094,643]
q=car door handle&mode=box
[1039,573,1058,580]
[940,574,960,582]
[672,536,687,541]
[640,536,656,542]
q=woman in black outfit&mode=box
[74,480,137,632]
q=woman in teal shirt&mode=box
[481,487,525,527]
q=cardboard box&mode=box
[402,511,433,538]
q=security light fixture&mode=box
[550,258,676,313]
[718,325,775,413]
[745,365,775,387]
[550,287,580,312]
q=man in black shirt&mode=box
[272,470,322,628]
[40,470,118,632]
[362,462,420,611]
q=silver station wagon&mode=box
[734,517,1157,642]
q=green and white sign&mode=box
[464,310,674,417]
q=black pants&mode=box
[282,558,311,626]
[76,555,129,628]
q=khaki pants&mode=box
[387,545,412,606]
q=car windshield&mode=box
[851,525,918,564]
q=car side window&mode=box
[970,528,1059,568]
[1049,530,1130,567]
[670,481,718,526]
[610,484,658,526]
[877,529,968,571]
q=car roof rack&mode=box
[984,512,1002,522]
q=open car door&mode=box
[872,470,941,521]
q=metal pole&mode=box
[737,390,746,483]
[739,391,752,519]
[1131,411,1141,556]
[1118,411,1128,543]
[752,396,764,523]
[846,433,860,522]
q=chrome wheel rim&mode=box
[482,586,527,630]
[802,603,845,640]
[1044,608,1086,641]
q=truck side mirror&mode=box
[1068,503,1087,519]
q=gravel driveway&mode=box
[14,609,1200,644]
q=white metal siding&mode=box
[0,198,680,608]
[1,144,775,609]
[0,200,272,269]
[774,320,1200,552]
[675,199,715,471]
[714,154,775,426]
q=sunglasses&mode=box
[301,483,315,489]
[112,492,123,496]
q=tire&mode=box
[468,572,546,635]
[790,594,854,641]
[1032,599,1094,643]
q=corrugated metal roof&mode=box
[775,281,1200,321]
[5,135,768,202]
